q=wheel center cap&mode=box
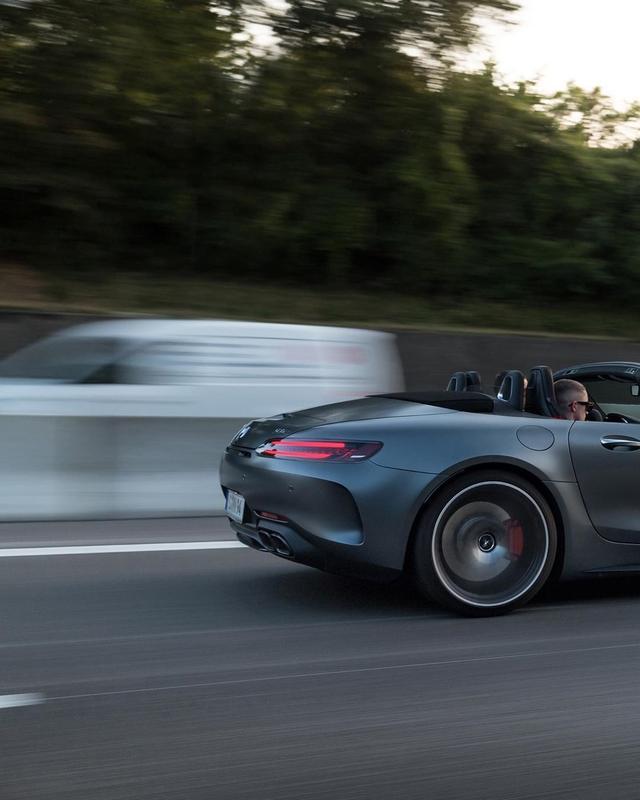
[478,533,497,553]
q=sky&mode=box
[250,0,640,108]
[474,0,640,107]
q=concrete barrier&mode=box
[0,415,243,519]
[396,329,640,391]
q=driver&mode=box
[554,379,592,421]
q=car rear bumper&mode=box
[220,446,437,581]
[228,516,403,581]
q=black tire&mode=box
[412,470,557,616]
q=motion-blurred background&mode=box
[1,0,639,519]
[3,0,640,330]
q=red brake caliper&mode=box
[505,519,524,558]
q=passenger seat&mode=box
[525,366,562,417]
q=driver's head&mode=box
[554,379,590,421]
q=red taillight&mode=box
[256,439,382,462]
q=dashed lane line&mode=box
[0,694,45,709]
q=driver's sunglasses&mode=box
[575,400,595,411]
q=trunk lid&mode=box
[229,395,458,449]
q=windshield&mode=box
[582,376,640,418]
[0,336,124,382]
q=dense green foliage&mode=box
[2,0,640,308]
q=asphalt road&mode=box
[3,520,640,800]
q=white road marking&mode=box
[0,541,246,558]
[0,693,45,709]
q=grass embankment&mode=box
[0,265,636,340]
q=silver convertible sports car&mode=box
[221,363,640,616]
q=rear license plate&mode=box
[225,490,245,523]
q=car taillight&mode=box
[255,439,382,462]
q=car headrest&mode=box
[525,366,562,417]
[465,371,482,391]
[587,407,603,421]
[446,371,467,392]
[497,370,526,411]
[446,371,482,392]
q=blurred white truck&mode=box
[0,319,404,519]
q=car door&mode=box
[569,419,640,543]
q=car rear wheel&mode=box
[412,471,557,616]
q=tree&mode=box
[544,83,640,147]
[4,0,640,312]
[269,0,517,65]
[221,0,517,289]
[0,0,243,271]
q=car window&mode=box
[0,336,124,382]
[581,377,640,418]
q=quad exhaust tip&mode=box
[257,530,294,558]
